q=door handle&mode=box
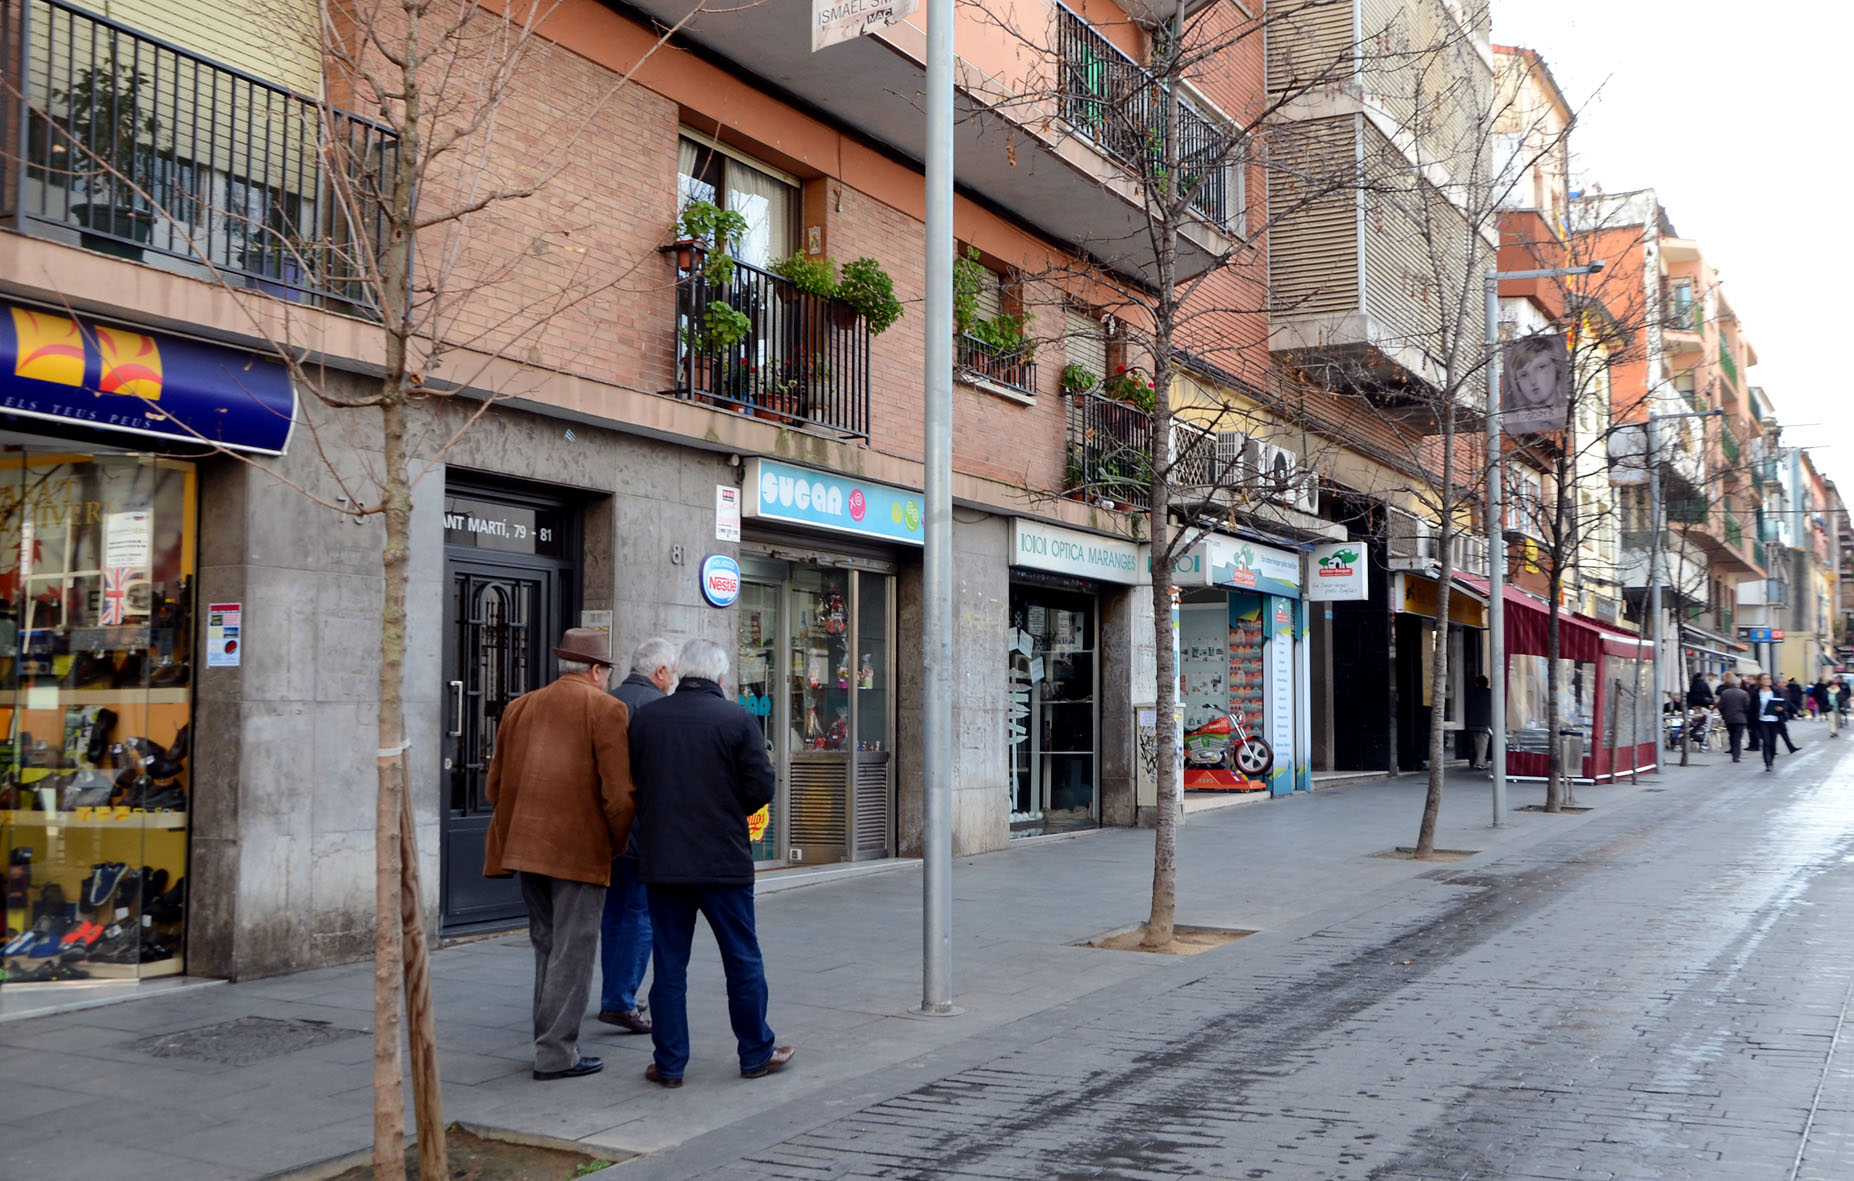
[449,680,465,738]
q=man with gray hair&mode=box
[629,636,790,1086]
[597,637,677,1035]
[482,628,634,1081]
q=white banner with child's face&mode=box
[1501,333,1569,434]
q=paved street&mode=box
[7,736,1854,1179]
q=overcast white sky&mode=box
[1490,0,1853,483]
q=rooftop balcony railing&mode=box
[670,254,870,440]
[1056,6,1231,229]
[1064,388,1153,511]
[1,0,395,310]
[1718,341,1740,390]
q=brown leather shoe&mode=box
[741,1045,795,1079]
[644,1063,682,1088]
[597,1008,652,1034]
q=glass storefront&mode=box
[0,443,195,984]
[1008,584,1097,833]
[736,554,893,866]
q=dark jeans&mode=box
[646,882,776,1079]
[1777,720,1800,753]
[1759,720,1782,769]
[517,872,605,1073]
[600,857,652,1012]
[1726,721,1745,762]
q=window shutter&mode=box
[1065,309,1107,381]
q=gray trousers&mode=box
[518,871,606,1073]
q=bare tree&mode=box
[3,0,704,1174]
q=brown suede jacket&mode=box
[482,675,635,885]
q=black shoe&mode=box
[644,1063,682,1088]
[533,1056,603,1081]
[597,1008,652,1034]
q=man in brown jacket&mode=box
[483,628,635,1080]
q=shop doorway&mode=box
[736,555,894,867]
[1008,585,1098,834]
[438,487,577,931]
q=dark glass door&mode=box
[440,559,557,929]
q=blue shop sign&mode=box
[0,302,296,454]
[743,458,923,546]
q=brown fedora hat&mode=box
[552,628,612,666]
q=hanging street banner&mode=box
[813,0,918,51]
[1307,541,1368,601]
[1501,332,1569,435]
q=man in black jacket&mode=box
[630,637,791,1087]
[1716,677,1751,763]
[597,637,677,1035]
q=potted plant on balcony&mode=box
[679,300,752,397]
[55,60,159,261]
[670,198,748,287]
[1060,363,1099,394]
[240,198,320,301]
[1101,364,1155,412]
[769,253,838,298]
[836,257,903,335]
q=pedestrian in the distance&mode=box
[630,637,792,1088]
[1779,678,1804,754]
[1465,674,1492,771]
[1687,672,1715,710]
[597,637,680,1037]
[1755,673,1790,772]
[1717,676,1751,763]
[483,628,635,1081]
[1838,677,1851,725]
[1742,678,1762,752]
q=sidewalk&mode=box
[0,746,1828,1179]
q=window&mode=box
[1507,470,1544,537]
[1065,308,1109,389]
[677,135,798,269]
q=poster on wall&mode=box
[206,602,242,668]
[1227,592,1265,744]
[1268,597,1295,792]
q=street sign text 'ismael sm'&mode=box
[813,0,919,51]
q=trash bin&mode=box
[1559,729,1585,772]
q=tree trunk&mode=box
[1414,405,1456,859]
[401,784,444,1179]
[371,395,410,1177]
[1545,592,1562,811]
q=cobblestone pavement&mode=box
[634,743,1854,1180]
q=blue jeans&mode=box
[646,882,776,1079]
[599,858,652,1012]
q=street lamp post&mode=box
[1484,261,1603,828]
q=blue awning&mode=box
[0,302,296,454]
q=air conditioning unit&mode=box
[1289,469,1320,515]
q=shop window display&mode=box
[1505,654,1595,755]
[1008,587,1097,830]
[0,451,194,984]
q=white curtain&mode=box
[726,160,792,269]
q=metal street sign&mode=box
[813,0,919,51]
[1740,627,1786,643]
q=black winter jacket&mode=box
[608,672,666,859]
[631,677,775,886]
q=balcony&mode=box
[617,0,1232,284]
[1724,516,1743,548]
[0,0,394,309]
[1718,341,1740,393]
[1719,421,1741,464]
[955,334,1035,397]
[671,256,871,439]
[1065,389,1153,511]
[1055,7,1230,229]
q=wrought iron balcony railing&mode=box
[955,332,1036,395]
[1065,388,1152,511]
[1056,5,1231,229]
[1,0,396,310]
[671,255,870,440]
